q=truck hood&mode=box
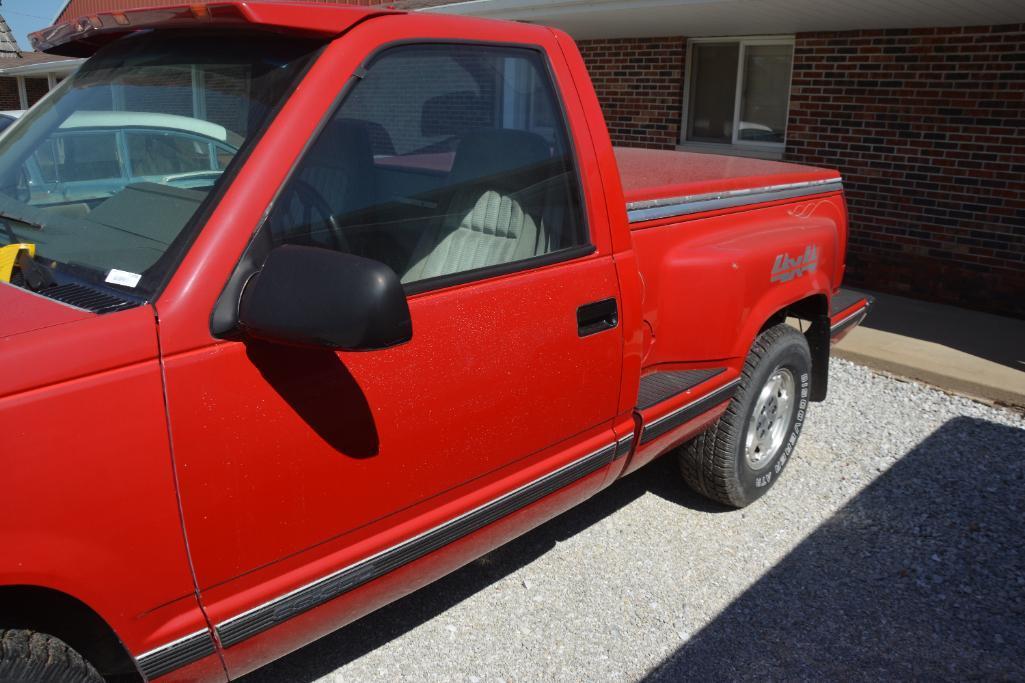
[0,291,157,401]
[0,282,94,339]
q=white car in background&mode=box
[0,110,23,133]
[5,107,239,205]
[19,111,241,205]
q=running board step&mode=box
[637,368,726,410]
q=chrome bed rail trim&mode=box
[626,178,844,224]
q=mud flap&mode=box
[806,313,830,402]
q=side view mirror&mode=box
[239,245,412,351]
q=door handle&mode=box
[577,298,618,337]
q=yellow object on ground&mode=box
[0,243,35,283]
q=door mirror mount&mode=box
[238,245,412,351]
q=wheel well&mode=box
[0,586,141,681]
[759,294,830,401]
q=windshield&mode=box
[0,31,320,301]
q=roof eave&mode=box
[0,58,84,77]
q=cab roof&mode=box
[31,1,403,56]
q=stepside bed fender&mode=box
[636,196,842,373]
[727,198,842,404]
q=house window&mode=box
[682,37,794,156]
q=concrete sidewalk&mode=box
[832,289,1025,409]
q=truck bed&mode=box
[614,148,842,224]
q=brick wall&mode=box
[785,25,1025,319]
[24,77,48,105]
[577,37,685,150]
[0,76,52,109]
[0,77,18,109]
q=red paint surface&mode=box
[629,194,847,368]
[3,5,865,681]
[0,283,92,342]
[0,306,211,663]
[615,147,840,205]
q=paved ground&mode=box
[243,360,1025,682]
[832,288,1025,407]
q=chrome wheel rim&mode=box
[745,367,795,470]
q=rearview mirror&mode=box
[239,245,412,351]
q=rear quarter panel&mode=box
[631,193,845,368]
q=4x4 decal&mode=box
[771,245,818,283]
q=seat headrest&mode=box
[421,91,488,138]
[449,129,551,186]
[339,117,394,155]
[307,119,374,168]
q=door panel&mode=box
[158,21,625,664]
[164,255,621,588]
[207,426,615,680]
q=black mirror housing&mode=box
[239,245,412,351]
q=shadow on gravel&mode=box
[645,416,1025,681]
[241,454,708,682]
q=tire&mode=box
[0,630,103,683]
[679,323,811,508]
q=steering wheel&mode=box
[291,179,348,252]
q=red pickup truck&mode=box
[0,3,871,681]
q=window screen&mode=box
[268,44,588,288]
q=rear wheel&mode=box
[679,323,811,507]
[0,630,103,683]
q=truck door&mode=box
[161,30,623,657]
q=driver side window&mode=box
[267,43,588,289]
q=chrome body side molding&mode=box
[215,441,618,648]
[135,629,216,680]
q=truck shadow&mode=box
[239,454,713,682]
[241,417,1024,682]
[245,341,379,458]
[644,416,1025,681]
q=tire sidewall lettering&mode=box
[768,370,809,478]
[738,344,811,497]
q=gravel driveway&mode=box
[243,359,1025,682]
